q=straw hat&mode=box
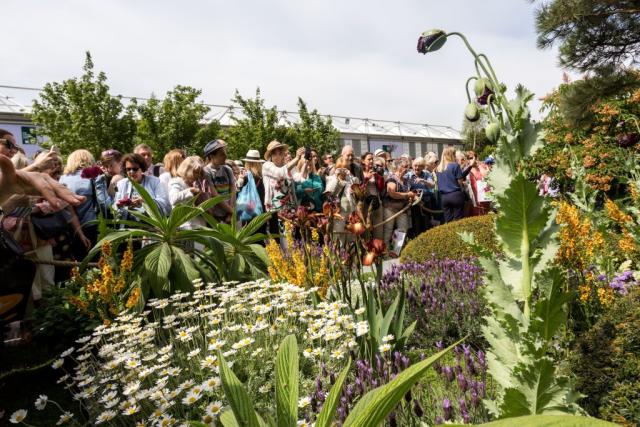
[242,149,265,163]
[264,140,289,160]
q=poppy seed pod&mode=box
[464,103,480,122]
[485,122,501,143]
[417,29,447,54]
[474,78,493,97]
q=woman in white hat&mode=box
[262,140,305,235]
[236,149,266,226]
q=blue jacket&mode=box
[59,171,111,226]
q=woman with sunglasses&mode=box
[114,153,171,218]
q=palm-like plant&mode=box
[84,182,271,303]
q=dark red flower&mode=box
[81,166,103,179]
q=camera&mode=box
[304,147,312,160]
[373,164,384,174]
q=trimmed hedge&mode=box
[400,214,498,263]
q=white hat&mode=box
[242,149,265,163]
[374,148,385,157]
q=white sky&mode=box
[4,0,572,129]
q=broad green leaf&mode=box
[380,292,400,338]
[237,212,273,240]
[217,351,261,427]
[131,180,164,225]
[447,414,618,427]
[144,243,172,282]
[275,335,298,427]
[315,358,351,427]
[343,339,461,427]
[495,174,549,258]
[500,358,581,417]
[531,269,569,343]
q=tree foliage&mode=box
[534,0,640,71]
[31,52,137,156]
[223,88,292,160]
[136,85,220,159]
[288,98,341,156]
[223,89,340,159]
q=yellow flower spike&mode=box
[101,241,112,257]
[605,199,633,224]
[126,288,141,309]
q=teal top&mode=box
[295,174,324,212]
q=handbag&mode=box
[31,210,71,240]
[237,172,263,221]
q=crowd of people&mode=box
[0,128,496,315]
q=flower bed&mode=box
[51,279,360,425]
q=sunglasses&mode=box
[0,139,17,150]
[126,167,141,173]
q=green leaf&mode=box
[144,243,172,286]
[343,339,461,427]
[531,269,570,343]
[495,174,549,258]
[217,351,261,427]
[380,292,400,338]
[315,358,351,427]
[275,335,298,427]
[131,180,165,225]
[447,414,618,427]
[501,358,581,416]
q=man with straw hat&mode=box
[262,140,305,235]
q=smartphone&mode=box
[304,147,312,160]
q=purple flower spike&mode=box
[457,373,468,392]
[442,398,453,421]
[443,366,454,382]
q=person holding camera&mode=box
[361,152,385,240]
[405,157,434,237]
[295,148,324,212]
[383,158,417,250]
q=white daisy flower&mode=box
[60,347,75,358]
[9,409,27,424]
[382,334,394,343]
[95,410,116,424]
[34,394,48,410]
[379,343,392,353]
[56,411,73,425]
[205,401,223,416]
[330,349,345,360]
[298,396,311,409]
[181,390,202,406]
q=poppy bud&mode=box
[474,78,493,97]
[417,29,447,54]
[464,103,480,122]
[485,122,501,143]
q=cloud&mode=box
[3,0,572,128]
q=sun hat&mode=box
[242,149,265,163]
[203,139,227,157]
[233,160,244,167]
[374,148,385,157]
[264,140,289,160]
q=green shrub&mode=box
[569,287,640,425]
[401,214,498,263]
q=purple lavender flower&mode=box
[470,389,480,408]
[442,398,453,421]
[457,373,468,392]
[443,366,454,382]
